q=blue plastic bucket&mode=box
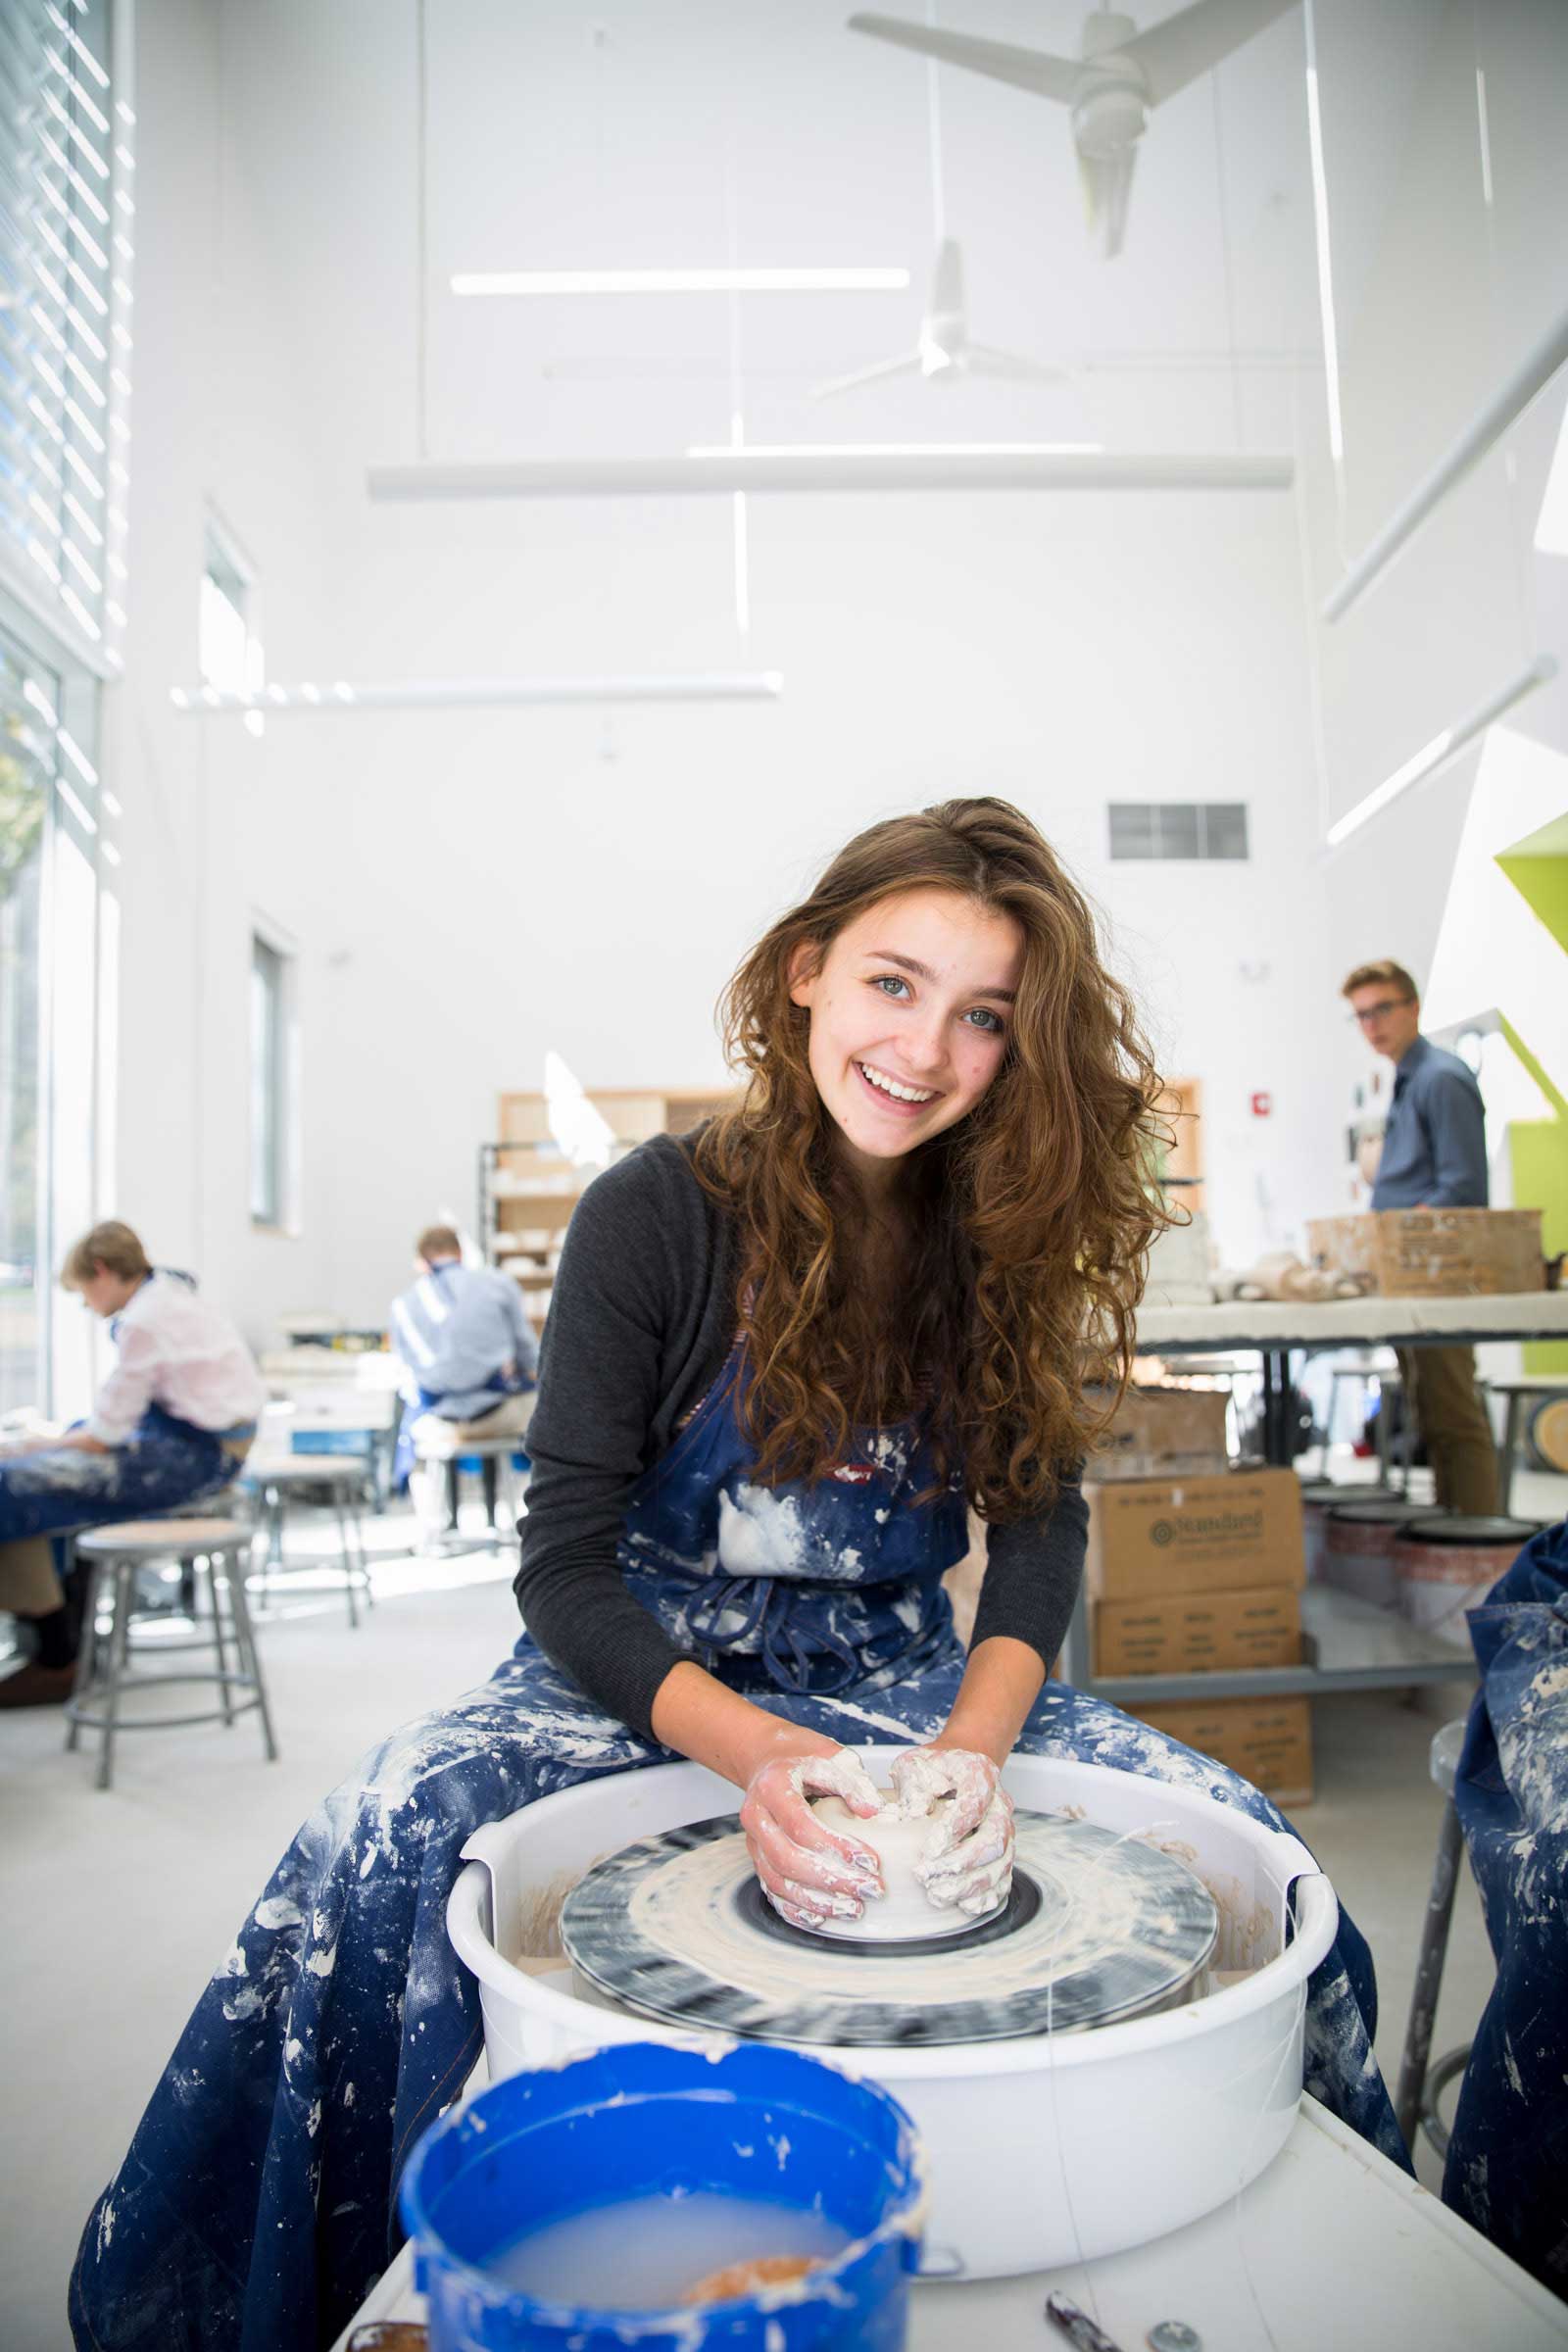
[398,2040,925,2351]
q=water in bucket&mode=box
[399,2040,925,2351]
[484,2189,850,2305]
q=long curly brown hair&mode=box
[691,798,1172,1521]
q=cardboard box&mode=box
[1130,1696,1313,1806]
[1093,1586,1300,1677]
[1087,1385,1230,1484]
[1086,1468,1305,1600]
[1307,1207,1544,1298]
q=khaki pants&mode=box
[1396,1346,1498,1515]
[0,1537,65,1617]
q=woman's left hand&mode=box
[890,1744,1014,1916]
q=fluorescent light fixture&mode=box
[1302,24,1344,467]
[1325,303,1568,622]
[451,266,910,297]
[1325,656,1557,849]
[368,452,1290,499]
[685,440,1103,458]
[170,673,785,713]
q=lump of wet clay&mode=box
[808,1792,999,1941]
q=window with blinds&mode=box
[1107,803,1250,861]
[0,0,132,667]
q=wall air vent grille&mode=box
[1108,804,1250,861]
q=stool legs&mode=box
[329,1483,361,1629]
[220,1547,278,1763]
[205,1552,237,1725]
[1395,1792,1465,2153]
[97,1561,134,1791]
[65,1558,105,1754]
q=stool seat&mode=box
[247,1456,365,1485]
[413,1428,516,1460]
[75,1518,251,1554]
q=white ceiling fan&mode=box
[848,0,1301,259]
[811,236,1066,397]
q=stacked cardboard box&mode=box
[1087,1466,1311,1802]
[1306,1207,1543,1298]
[1087,1385,1230,1484]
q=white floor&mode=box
[2,1467,1561,2352]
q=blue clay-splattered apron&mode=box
[71,1351,1404,2352]
[0,1402,253,1544]
[1444,1518,1568,2298]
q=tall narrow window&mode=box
[0,590,104,1415]
[0,0,132,666]
[250,933,287,1226]
[200,521,264,733]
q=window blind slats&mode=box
[0,0,127,663]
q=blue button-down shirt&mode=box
[1371,1035,1489,1209]
[390,1260,538,1418]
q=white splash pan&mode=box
[447,1746,1337,2281]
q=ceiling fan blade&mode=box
[1078,145,1138,260]
[809,350,924,400]
[1120,0,1299,109]
[964,343,1071,381]
[847,13,1079,103]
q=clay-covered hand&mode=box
[890,1744,1015,1916]
[741,1748,885,1931]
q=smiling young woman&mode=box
[72,798,1404,2352]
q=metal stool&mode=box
[247,1457,373,1625]
[1395,1719,1472,2158]
[65,1519,278,1790]
[412,1428,525,1547]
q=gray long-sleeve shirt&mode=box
[1371,1036,1489,1209]
[514,1134,1087,1740]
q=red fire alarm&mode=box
[1250,1091,1272,1118]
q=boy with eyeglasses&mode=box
[1342,959,1497,1513]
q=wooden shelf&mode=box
[482,1085,742,1331]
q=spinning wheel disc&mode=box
[560,1812,1218,2048]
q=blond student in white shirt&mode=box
[0,1220,264,1707]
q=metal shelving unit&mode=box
[1063,1291,1568,1703]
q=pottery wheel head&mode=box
[559,1813,1220,2049]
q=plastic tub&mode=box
[447,1748,1337,2281]
[1295,1480,1374,1582]
[1395,1513,1541,1649]
[399,2040,924,2352]
[1323,1497,1440,1606]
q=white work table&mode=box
[332,2095,1567,2352]
[1137,1290,1568,1353]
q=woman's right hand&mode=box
[740,1747,886,1930]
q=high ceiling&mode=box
[213,0,1377,476]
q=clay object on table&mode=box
[807,1791,1004,1941]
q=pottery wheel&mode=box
[559,1813,1218,2048]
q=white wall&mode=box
[102,0,1568,1356]
[288,481,1338,1320]
[92,0,348,1382]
